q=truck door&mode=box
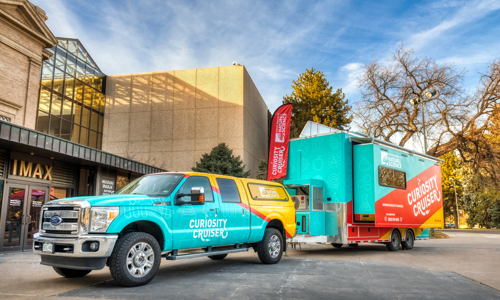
[172,176,220,249]
[215,177,250,245]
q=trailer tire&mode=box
[402,229,415,250]
[208,254,228,260]
[53,267,91,278]
[257,228,283,264]
[331,243,343,248]
[386,229,401,251]
[109,232,161,287]
[348,243,358,247]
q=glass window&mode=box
[97,92,106,113]
[39,87,51,113]
[74,80,83,103]
[52,72,64,95]
[49,116,61,137]
[177,176,214,202]
[68,41,77,56]
[91,90,100,111]
[62,99,73,121]
[81,107,90,128]
[116,175,130,191]
[57,40,67,49]
[64,75,74,99]
[378,166,406,189]
[74,102,82,125]
[66,54,77,77]
[76,59,86,78]
[216,178,241,203]
[89,130,97,148]
[90,111,98,131]
[77,47,86,61]
[94,76,102,92]
[51,93,62,117]
[61,119,72,140]
[55,48,66,70]
[72,125,80,143]
[37,111,49,133]
[80,127,89,146]
[83,86,92,107]
[118,174,184,196]
[41,63,53,85]
[97,133,102,149]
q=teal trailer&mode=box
[284,122,443,250]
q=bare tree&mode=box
[355,46,500,172]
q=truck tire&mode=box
[208,254,228,260]
[109,232,161,287]
[331,243,343,248]
[402,229,415,250]
[53,267,91,278]
[386,229,401,251]
[257,228,283,264]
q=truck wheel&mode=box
[331,243,343,248]
[208,254,228,260]
[53,267,91,278]
[402,229,415,250]
[257,228,283,264]
[109,232,161,287]
[386,229,401,251]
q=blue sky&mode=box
[33,0,500,113]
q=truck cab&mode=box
[33,172,296,286]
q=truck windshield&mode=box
[117,174,184,196]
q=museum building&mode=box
[0,0,270,251]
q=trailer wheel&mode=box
[348,243,358,247]
[331,243,343,248]
[257,228,283,264]
[53,267,91,278]
[386,229,401,251]
[109,232,161,287]
[208,254,228,260]
[402,229,415,250]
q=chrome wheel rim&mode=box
[126,242,155,278]
[268,234,281,258]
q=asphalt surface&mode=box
[438,229,500,234]
[1,231,499,300]
[59,256,499,300]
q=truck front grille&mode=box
[41,206,81,236]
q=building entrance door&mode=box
[0,183,49,251]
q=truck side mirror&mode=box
[191,187,205,203]
[176,187,205,205]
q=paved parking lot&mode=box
[1,230,499,300]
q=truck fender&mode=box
[107,209,171,239]
[263,212,293,238]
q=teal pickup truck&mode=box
[33,172,296,286]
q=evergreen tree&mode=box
[283,68,352,138]
[192,143,251,178]
[255,159,268,180]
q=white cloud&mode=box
[340,62,364,97]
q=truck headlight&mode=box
[90,207,119,233]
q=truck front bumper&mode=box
[33,233,118,270]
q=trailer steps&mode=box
[165,247,249,260]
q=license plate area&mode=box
[42,242,54,253]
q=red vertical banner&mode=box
[267,104,292,181]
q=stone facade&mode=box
[102,66,269,177]
[0,0,57,128]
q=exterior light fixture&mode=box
[408,88,438,155]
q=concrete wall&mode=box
[0,0,57,128]
[102,65,269,176]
